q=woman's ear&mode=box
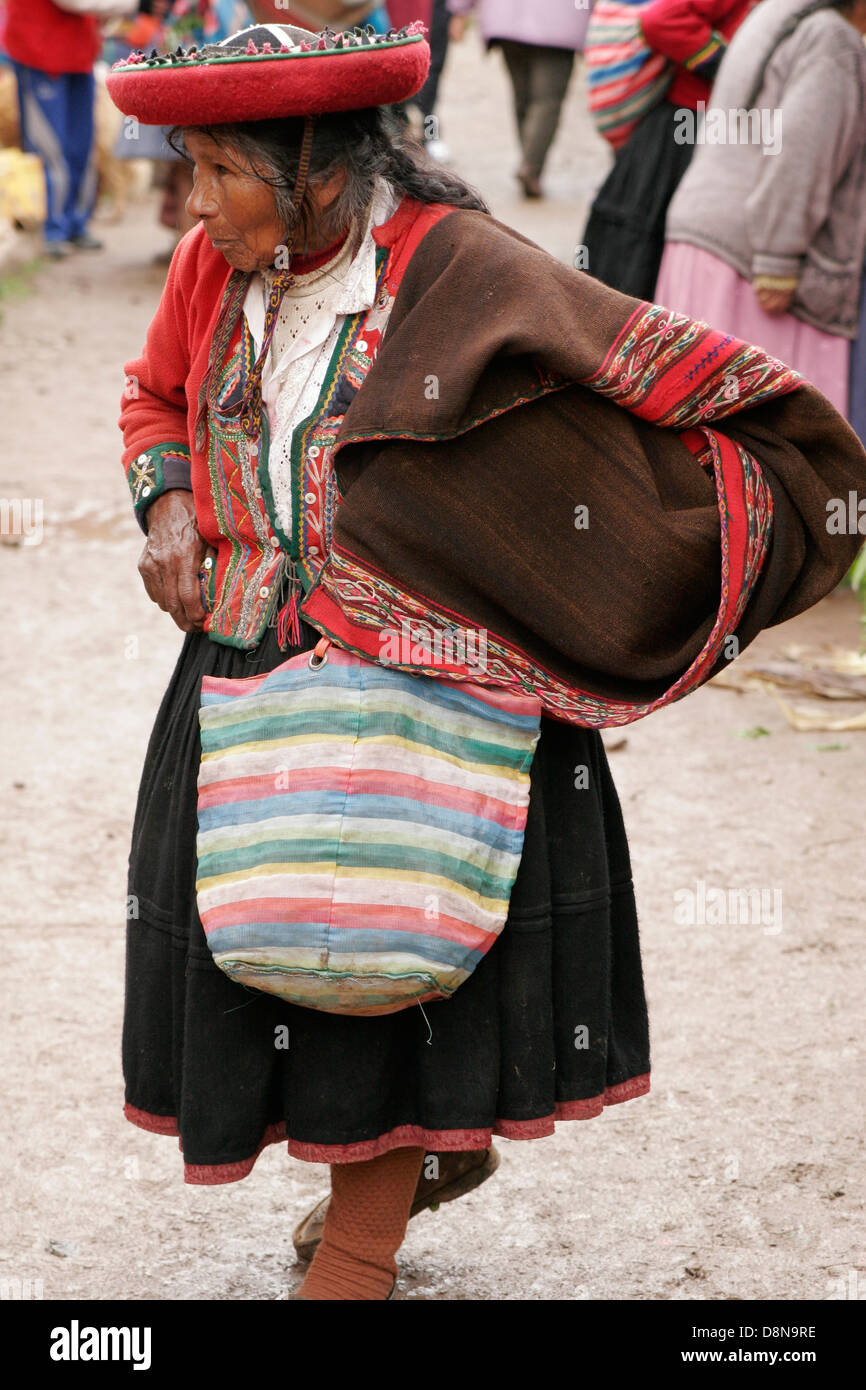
[300,166,350,249]
[311,166,348,216]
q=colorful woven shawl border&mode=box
[582,301,802,426]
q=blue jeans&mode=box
[13,63,97,243]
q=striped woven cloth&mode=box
[196,647,542,1015]
[585,1,673,150]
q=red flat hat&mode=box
[106,21,431,126]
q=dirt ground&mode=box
[1,37,864,1303]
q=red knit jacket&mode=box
[640,0,756,110]
[4,0,102,76]
[120,195,455,648]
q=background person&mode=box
[109,1,254,245]
[405,0,452,160]
[5,0,137,256]
[581,0,754,298]
[446,0,593,198]
[248,1,394,34]
[657,0,866,419]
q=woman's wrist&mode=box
[752,274,799,293]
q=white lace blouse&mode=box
[242,180,400,539]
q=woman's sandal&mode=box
[292,1146,500,1264]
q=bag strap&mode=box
[309,636,332,669]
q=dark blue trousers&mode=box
[13,63,96,243]
[848,260,866,446]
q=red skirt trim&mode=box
[123,1073,651,1185]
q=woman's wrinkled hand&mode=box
[138,490,209,632]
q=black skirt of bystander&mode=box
[582,100,695,300]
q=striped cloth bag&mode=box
[196,638,542,1016]
[585,0,673,151]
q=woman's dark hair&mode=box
[168,106,488,249]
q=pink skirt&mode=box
[656,242,849,417]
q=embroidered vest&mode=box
[201,244,395,649]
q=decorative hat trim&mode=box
[112,23,427,71]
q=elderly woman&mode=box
[109,19,864,1301]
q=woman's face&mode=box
[183,130,289,273]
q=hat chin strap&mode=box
[240,114,316,439]
[196,115,317,450]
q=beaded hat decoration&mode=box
[106,21,431,125]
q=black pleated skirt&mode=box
[123,619,650,1183]
[582,100,696,301]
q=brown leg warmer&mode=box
[296,1146,426,1301]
